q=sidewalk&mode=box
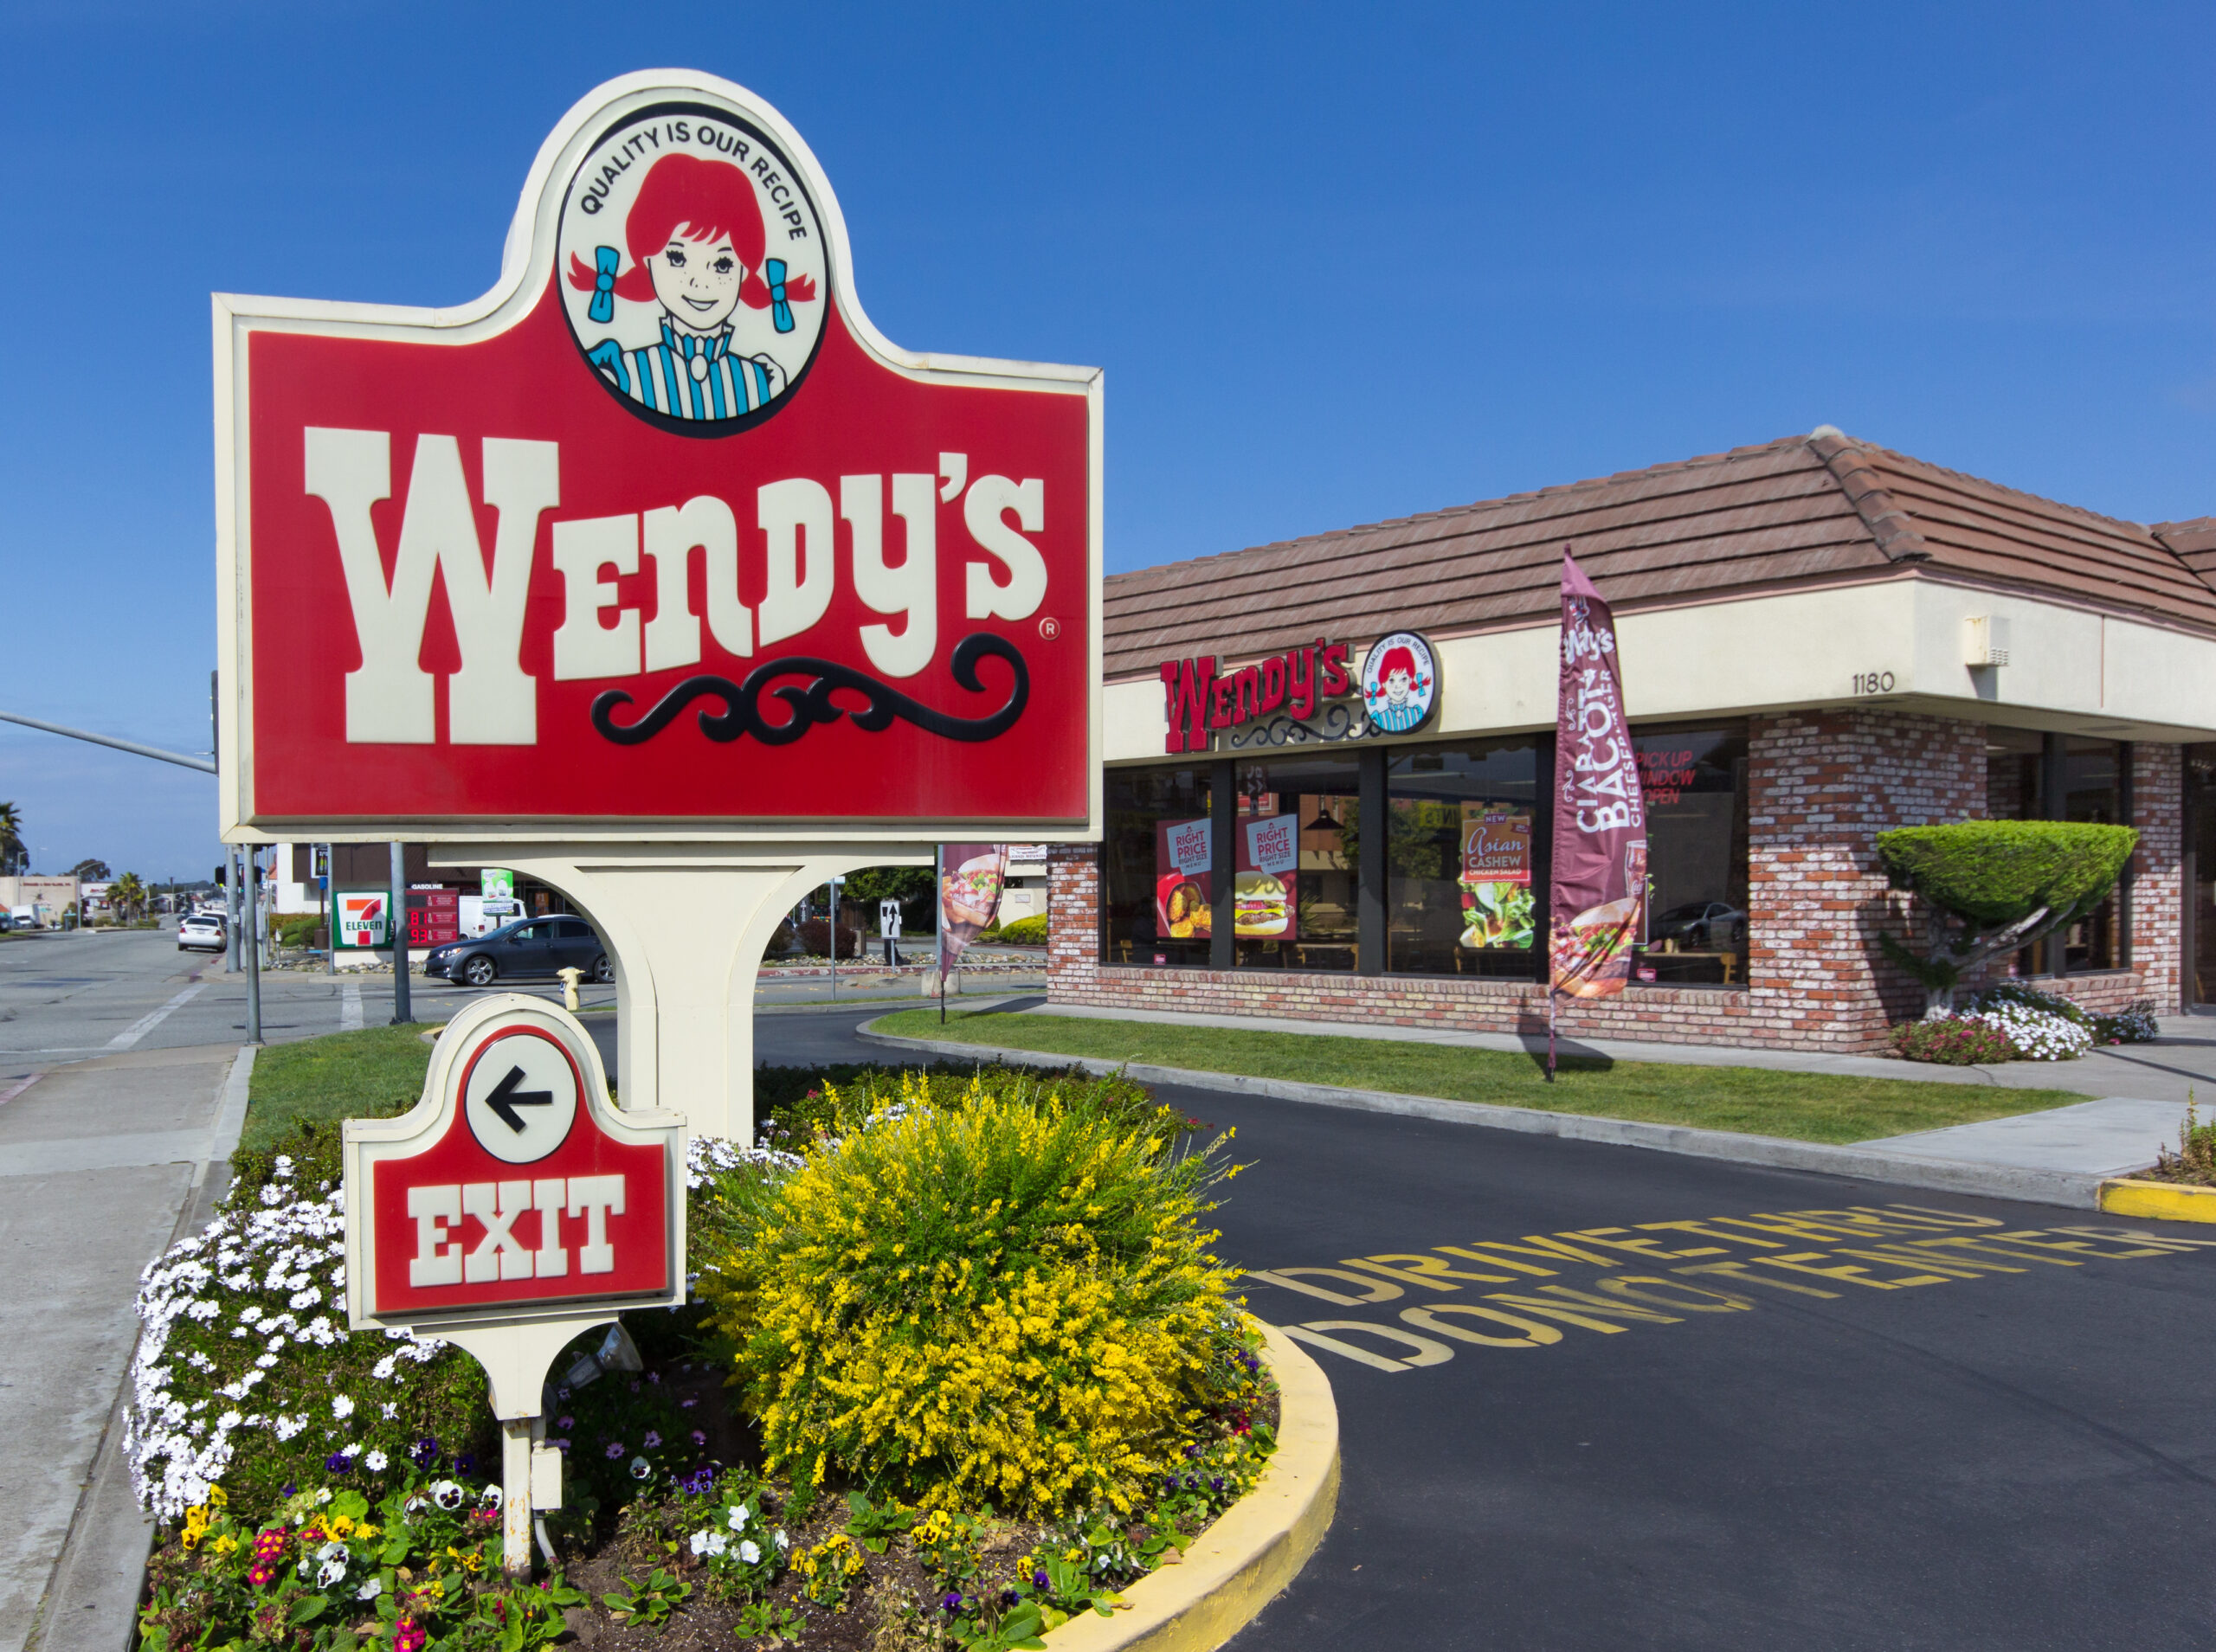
[0,1042,250,1652]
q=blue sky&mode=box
[2,1,2210,879]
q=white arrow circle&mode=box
[462,1030,580,1165]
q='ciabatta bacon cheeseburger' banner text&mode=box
[216,73,1100,839]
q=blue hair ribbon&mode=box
[765,258,795,334]
[588,246,621,324]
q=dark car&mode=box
[423,916,611,988]
[1652,900,1746,948]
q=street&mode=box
[0,924,1041,1077]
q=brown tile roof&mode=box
[1104,430,2216,679]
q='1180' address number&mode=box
[1852,672,1897,694]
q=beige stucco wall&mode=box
[1104,578,2216,762]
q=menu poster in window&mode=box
[1154,817,1212,941]
[1459,804,1533,950]
[1235,812,1298,940]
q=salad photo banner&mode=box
[938,843,1008,968]
[1549,548,1646,1000]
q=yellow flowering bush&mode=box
[699,1073,1243,1518]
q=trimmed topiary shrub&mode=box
[989,914,1049,946]
[1876,820,2136,1017]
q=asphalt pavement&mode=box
[757,1006,2216,1651]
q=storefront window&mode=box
[1233,754,1360,971]
[1101,766,1213,968]
[1387,740,1538,977]
[2191,744,2216,1006]
[2062,737,2121,971]
[1633,725,1749,986]
[1982,728,2123,973]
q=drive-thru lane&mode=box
[759,1007,2216,1650]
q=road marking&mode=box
[0,1073,41,1107]
[1252,1205,2216,1372]
[340,983,364,1032]
[105,983,208,1051]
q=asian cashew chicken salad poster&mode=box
[216,72,1099,835]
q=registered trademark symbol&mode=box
[1038,616,1061,640]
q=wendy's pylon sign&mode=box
[345,994,684,1574]
[216,72,1105,1147]
[215,70,1101,836]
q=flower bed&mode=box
[131,1061,1277,1651]
[1892,985,2160,1064]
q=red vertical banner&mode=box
[1549,550,1646,1000]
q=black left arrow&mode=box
[483,1064,553,1133]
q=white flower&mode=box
[688,1529,728,1557]
[430,1480,465,1510]
[774,1529,789,1552]
[273,1414,306,1442]
[381,1404,397,1421]
[259,1185,284,1206]
[480,1485,503,1507]
[629,1456,651,1480]
[314,1488,332,1506]
[738,1539,761,1564]
[371,1357,398,1381]
[364,1449,389,1471]
[331,1395,355,1420]
[356,1577,383,1602]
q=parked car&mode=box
[422,916,611,988]
[1652,900,1746,948]
[177,913,228,953]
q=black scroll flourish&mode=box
[589,632,1030,749]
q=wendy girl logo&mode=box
[1360,632,1439,736]
[557,106,829,434]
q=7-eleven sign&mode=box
[335,888,390,948]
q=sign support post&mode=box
[389,841,412,1025]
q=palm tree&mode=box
[111,871,146,925]
[0,802,23,876]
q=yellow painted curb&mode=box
[1042,1323,1340,1652]
[2097,1178,2216,1223]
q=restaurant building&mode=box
[1046,427,2216,1051]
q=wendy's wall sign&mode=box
[216,71,1102,843]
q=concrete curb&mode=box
[1044,1324,1338,1652]
[856,1022,2105,1210]
[2098,1178,2216,1223]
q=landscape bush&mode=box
[1891,1018,2014,1065]
[985,914,1049,946]
[696,1070,1249,1517]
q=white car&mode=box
[177,913,227,953]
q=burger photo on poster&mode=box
[941,856,1005,929]
[1234,871,1289,936]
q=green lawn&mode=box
[242,1025,433,1151]
[865,1009,2090,1146]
